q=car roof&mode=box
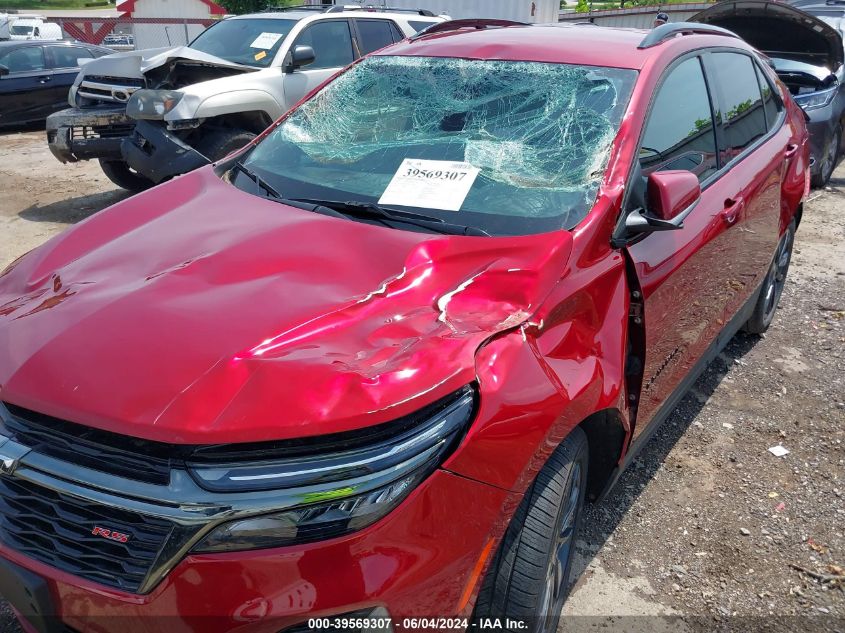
[382,23,750,70]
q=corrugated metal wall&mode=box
[323,0,560,22]
[558,3,712,29]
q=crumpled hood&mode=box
[0,168,572,444]
[78,45,252,82]
[692,0,844,71]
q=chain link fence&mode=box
[51,16,217,52]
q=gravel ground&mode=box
[0,127,843,631]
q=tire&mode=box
[474,427,589,633]
[811,125,841,188]
[98,159,155,192]
[195,129,256,162]
[744,220,795,334]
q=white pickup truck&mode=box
[46,6,445,190]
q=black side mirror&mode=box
[0,65,9,78]
[625,170,700,236]
[286,45,316,73]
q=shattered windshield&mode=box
[242,55,636,235]
[190,18,297,68]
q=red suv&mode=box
[0,20,809,633]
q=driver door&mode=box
[283,19,355,108]
[625,54,744,436]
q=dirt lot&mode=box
[0,128,843,631]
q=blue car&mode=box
[0,40,112,128]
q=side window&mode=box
[711,52,767,163]
[389,21,404,42]
[0,46,46,73]
[754,62,781,131]
[408,20,437,33]
[295,20,354,70]
[48,46,93,69]
[356,19,397,55]
[640,56,718,182]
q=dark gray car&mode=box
[693,0,845,186]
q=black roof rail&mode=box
[263,4,334,12]
[263,4,436,16]
[331,5,437,16]
[638,21,740,49]
[410,18,528,41]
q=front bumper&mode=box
[121,119,210,184]
[0,468,510,633]
[46,107,135,163]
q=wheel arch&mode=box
[578,408,628,502]
[202,110,276,135]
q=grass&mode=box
[0,0,111,10]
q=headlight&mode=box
[126,89,183,119]
[190,386,475,553]
[793,85,837,111]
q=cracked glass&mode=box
[244,55,637,235]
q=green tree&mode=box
[218,0,295,16]
[576,0,589,12]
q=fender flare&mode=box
[185,90,284,122]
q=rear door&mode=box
[0,45,52,126]
[283,19,355,107]
[45,45,93,115]
[702,50,786,320]
[625,54,751,436]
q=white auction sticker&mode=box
[250,32,284,49]
[379,159,480,212]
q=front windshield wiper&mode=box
[231,161,283,200]
[283,198,491,237]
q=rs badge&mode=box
[92,526,131,543]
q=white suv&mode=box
[46,5,445,190]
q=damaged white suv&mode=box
[46,6,444,190]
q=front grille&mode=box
[78,76,145,103]
[70,125,134,140]
[0,475,173,592]
[84,75,146,87]
[2,404,174,485]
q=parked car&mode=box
[45,5,445,191]
[7,18,62,41]
[0,19,808,633]
[0,41,113,127]
[693,0,845,186]
[101,33,135,52]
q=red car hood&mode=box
[0,168,572,444]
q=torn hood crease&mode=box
[0,168,573,445]
[80,45,253,81]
